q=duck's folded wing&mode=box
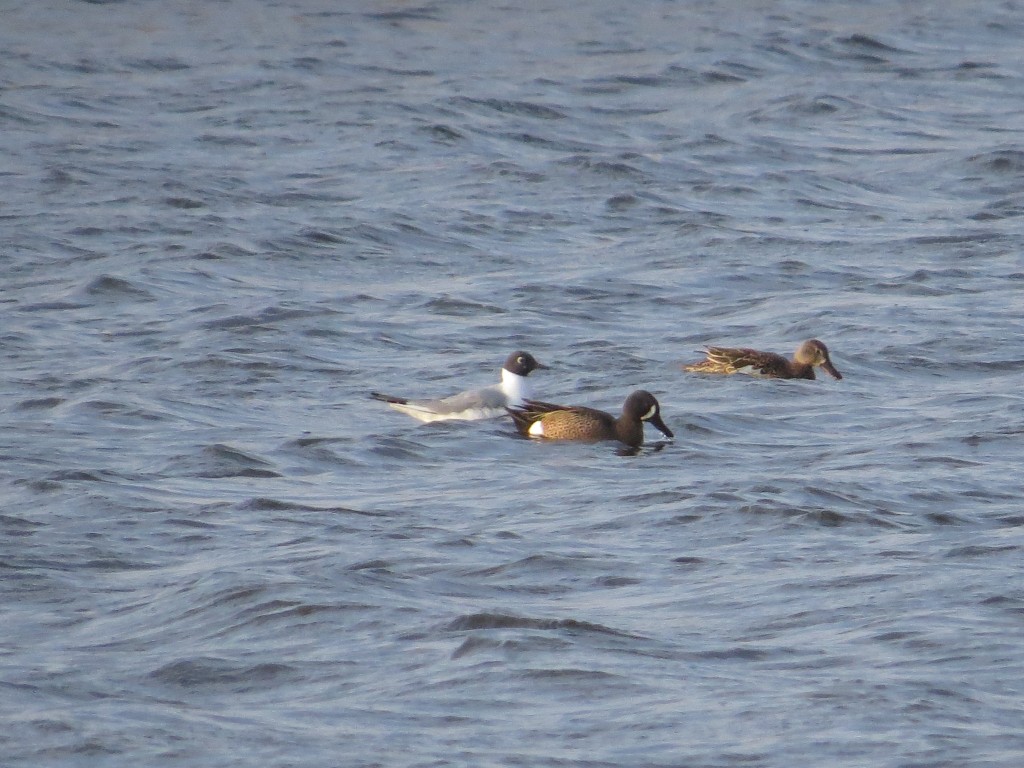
[705,347,787,376]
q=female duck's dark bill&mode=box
[820,360,842,380]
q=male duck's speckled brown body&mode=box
[683,339,842,380]
[507,390,673,448]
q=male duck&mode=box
[508,390,674,448]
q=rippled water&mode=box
[3,1,1024,766]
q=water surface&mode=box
[2,1,1024,766]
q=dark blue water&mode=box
[3,1,1024,766]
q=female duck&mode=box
[683,339,842,380]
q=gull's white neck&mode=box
[500,367,531,407]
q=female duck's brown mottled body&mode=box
[507,390,674,448]
[683,339,842,380]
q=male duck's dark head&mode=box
[623,390,674,440]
